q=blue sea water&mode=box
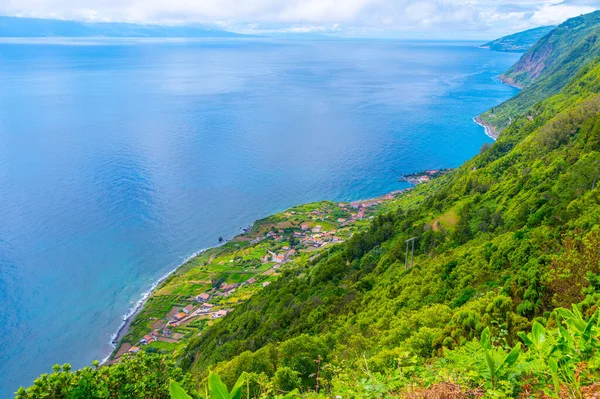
[0,38,520,397]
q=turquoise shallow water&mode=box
[0,38,520,397]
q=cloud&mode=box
[530,2,597,25]
[0,0,597,38]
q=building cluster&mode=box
[196,302,214,314]
[301,229,343,248]
[402,170,442,185]
[250,229,287,245]
[263,248,297,265]
[211,309,229,319]
[169,304,196,326]
[350,200,381,210]
[128,324,178,354]
[219,283,238,296]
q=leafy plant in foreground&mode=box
[519,307,600,398]
[170,372,299,399]
[480,327,521,390]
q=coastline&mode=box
[103,108,505,363]
[103,65,521,362]
[105,189,410,362]
[470,72,523,141]
[497,74,523,89]
[473,116,498,140]
[103,246,218,364]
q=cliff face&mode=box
[501,42,553,86]
[479,10,600,133]
[502,11,600,87]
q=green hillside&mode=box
[16,11,600,399]
[480,10,600,133]
[481,26,555,53]
[174,58,600,398]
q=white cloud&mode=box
[0,0,598,38]
[530,3,597,25]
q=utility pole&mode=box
[405,237,417,270]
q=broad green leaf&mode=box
[531,321,546,350]
[518,331,533,348]
[282,389,299,399]
[573,319,588,332]
[556,308,574,321]
[209,372,231,399]
[582,310,598,344]
[548,358,558,374]
[229,372,246,399]
[572,304,583,320]
[480,327,492,350]
[500,342,521,370]
[169,380,193,399]
[555,313,571,341]
[484,350,496,386]
[548,358,560,398]
[543,387,560,399]
[564,305,587,331]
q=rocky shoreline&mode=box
[473,116,499,140]
[498,74,523,89]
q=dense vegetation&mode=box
[14,353,198,399]
[18,10,600,399]
[481,26,555,53]
[480,11,600,131]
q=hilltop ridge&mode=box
[480,26,555,53]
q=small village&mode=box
[112,191,406,362]
[399,169,452,185]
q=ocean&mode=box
[0,38,520,396]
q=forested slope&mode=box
[480,11,600,132]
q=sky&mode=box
[1,0,599,39]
